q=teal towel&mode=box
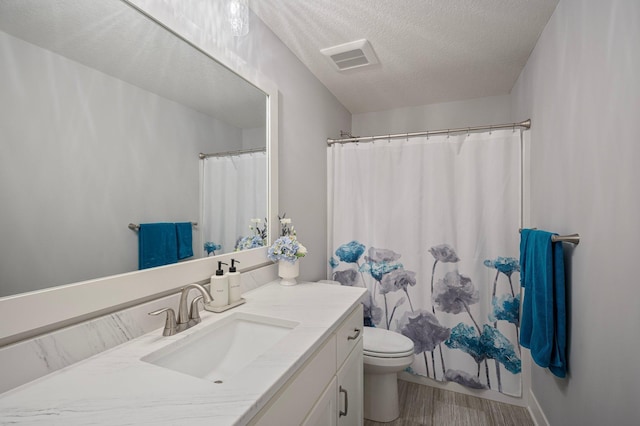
[176,222,194,260]
[519,229,567,377]
[138,223,178,270]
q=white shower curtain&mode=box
[328,129,523,396]
[202,151,266,255]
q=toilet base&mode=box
[364,372,400,423]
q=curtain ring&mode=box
[489,125,493,135]
[513,123,516,133]
[447,129,450,138]
[467,127,470,137]
[406,132,409,142]
[388,134,391,143]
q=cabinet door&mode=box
[337,339,363,426]
[302,377,337,426]
[249,337,337,426]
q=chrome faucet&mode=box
[149,283,213,336]
[177,283,213,327]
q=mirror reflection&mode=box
[0,0,268,297]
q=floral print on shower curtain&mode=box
[327,129,523,396]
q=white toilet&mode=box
[363,326,415,423]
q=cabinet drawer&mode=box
[336,304,363,368]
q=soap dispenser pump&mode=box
[209,261,229,307]
[228,259,242,303]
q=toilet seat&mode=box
[363,327,415,358]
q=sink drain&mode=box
[214,380,223,384]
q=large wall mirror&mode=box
[0,0,275,301]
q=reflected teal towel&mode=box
[138,223,178,270]
[519,229,567,378]
[176,222,193,260]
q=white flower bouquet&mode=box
[267,215,307,263]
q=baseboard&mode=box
[527,388,550,426]
[398,372,527,407]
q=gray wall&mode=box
[511,0,640,424]
[352,95,513,136]
[221,11,352,281]
[0,30,241,296]
[242,127,267,150]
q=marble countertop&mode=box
[0,282,366,425]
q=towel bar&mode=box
[551,234,580,244]
[129,222,198,231]
[519,229,580,245]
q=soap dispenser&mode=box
[209,261,229,307]
[228,259,242,303]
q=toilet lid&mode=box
[363,327,414,357]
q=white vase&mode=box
[278,259,299,286]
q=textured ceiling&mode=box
[0,0,266,129]
[252,0,559,114]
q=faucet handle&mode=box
[189,295,204,325]
[149,307,177,336]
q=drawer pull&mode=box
[339,386,348,417]
[347,328,361,341]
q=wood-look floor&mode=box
[364,380,534,426]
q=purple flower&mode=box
[433,271,479,314]
[399,310,450,354]
[380,269,417,294]
[333,269,360,287]
[428,244,460,263]
[359,247,403,281]
[364,247,401,263]
[444,369,487,389]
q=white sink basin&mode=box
[142,312,299,382]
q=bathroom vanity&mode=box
[0,282,366,425]
[249,299,364,426]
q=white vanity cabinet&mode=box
[250,304,364,426]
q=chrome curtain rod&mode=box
[327,119,531,145]
[199,147,266,159]
[128,222,197,231]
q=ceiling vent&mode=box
[321,39,378,71]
